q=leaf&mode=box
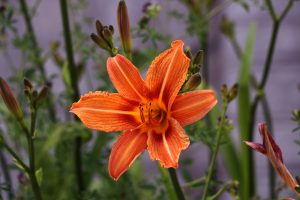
[35,168,43,186]
[237,23,256,200]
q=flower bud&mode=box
[0,77,23,120]
[102,27,114,48]
[117,0,132,58]
[193,50,204,68]
[183,73,202,91]
[228,83,238,102]
[36,86,48,108]
[24,78,33,92]
[90,33,110,51]
[96,20,103,36]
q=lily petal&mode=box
[246,123,300,196]
[145,40,190,109]
[259,123,299,195]
[70,91,139,132]
[109,129,147,180]
[171,90,217,126]
[259,123,283,163]
[244,141,266,155]
[147,118,190,168]
[107,54,148,101]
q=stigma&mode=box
[139,101,168,132]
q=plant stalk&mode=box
[19,0,56,122]
[202,104,228,200]
[0,149,13,200]
[59,0,84,196]
[168,168,186,200]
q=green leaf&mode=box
[35,168,43,186]
[237,23,256,200]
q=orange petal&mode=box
[147,118,190,168]
[145,40,190,109]
[171,90,217,126]
[109,129,147,180]
[70,91,139,132]
[107,54,148,101]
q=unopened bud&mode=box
[102,27,114,48]
[90,33,110,51]
[185,50,192,60]
[183,73,202,91]
[117,0,132,58]
[193,50,204,68]
[96,20,103,36]
[0,77,23,120]
[228,83,238,102]
[36,86,48,107]
[108,25,114,35]
[220,84,228,98]
[24,78,33,92]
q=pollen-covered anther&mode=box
[139,101,167,131]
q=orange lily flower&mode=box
[245,123,300,196]
[70,40,217,180]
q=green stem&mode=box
[182,176,206,188]
[248,0,294,196]
[0,149,13,200]
[158,165,177,200]
[27,106,42,200]
[168,168,186,200]
[201,104,228,200]
[59,0,84,195]
[228,26,276,199]
[208,181,234,200]
[19,0,56,122]
[2,142,30,173]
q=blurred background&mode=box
[1,0,300,199]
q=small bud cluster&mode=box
[138,2,161,29]
[90,20,118,56]
[183,50,204,91]
[292,109,300,132]
[221,83,238,104]
[24,78,48,109]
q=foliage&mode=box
[0,0,299,200]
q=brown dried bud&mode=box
[0,77,23,120]
[117,0,132,57]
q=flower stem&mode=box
[201,104,228,200]
[0,149,13,200]
[248,0,293,197]
[59,0,84,196]
[19,0,56,122]
[168,168,186,200]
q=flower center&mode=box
[139,101,168,132]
